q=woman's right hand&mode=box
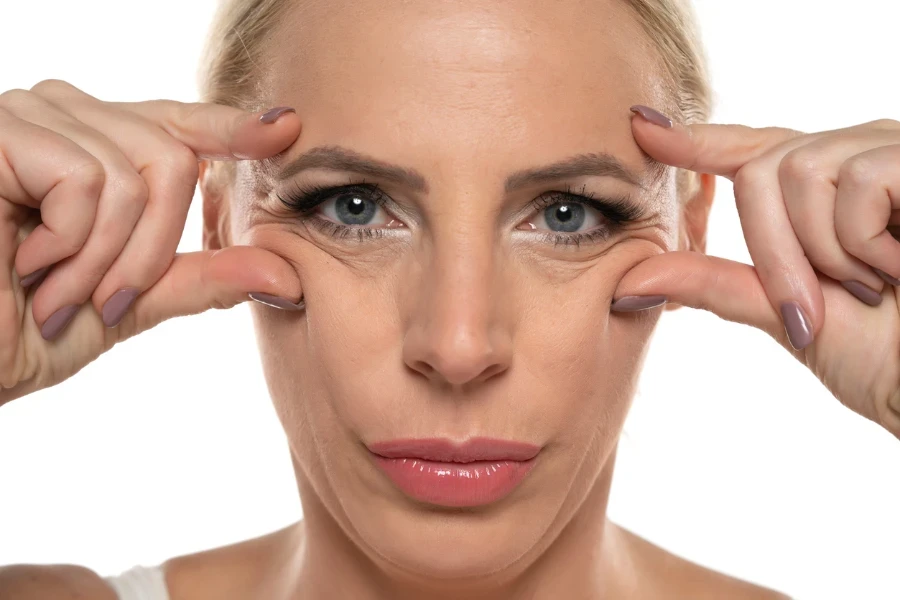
[0,79,303,406]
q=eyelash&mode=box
[275,180,644,247]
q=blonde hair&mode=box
[197,0,711,197]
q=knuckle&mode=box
[779,148,822,183]
[733,160,768,197]
[153,100,205,133]
[114,171,150,207]
[839,156,878,187]
[834,223,865,255]
[0,88,33,109]
[868,118,899,131]
[57,229,87,256]
[172,101,206,124]
[70,160,107,198]
[29,78,76,96]
[161,143,200,185]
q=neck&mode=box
[281,447,633,600]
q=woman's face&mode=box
[213,0,698,581]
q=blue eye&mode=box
[536,202,601,233]
[277,182,396,227]
[320,191,387,226]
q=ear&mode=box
[199,159,232,251]
[664,171,716,312]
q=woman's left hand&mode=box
[613,106,900,439]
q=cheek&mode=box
[512,263,660,445]
[247,213,662,456]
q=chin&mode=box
[338,464,558,580]
[361,499,544,579]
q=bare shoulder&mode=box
[612,523,793,600]
[0,563,118,599]
[161,523,301,600]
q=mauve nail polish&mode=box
[248,292,306,311]
[19,266,50,288]
[840,280,882,307]
[259,106,296,124]
[102,288,141,327]
[630,105,673,129]
[611,295,668,312]
[874,268,900,287]
[41,304,79,341]
[780,301,813,351]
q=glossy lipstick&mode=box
[367,437,540,508]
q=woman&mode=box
[0,0,897,597]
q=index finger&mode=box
[629,105,802,179]
[109,100,301,161]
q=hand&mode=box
[0,79,304,406]
[612,105,900,439]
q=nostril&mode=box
[477,362,505,382]
[408,360,437,380]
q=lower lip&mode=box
[370,454,536,508]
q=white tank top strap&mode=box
[104,564,171,600]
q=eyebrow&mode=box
[267,145,666,192]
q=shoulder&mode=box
[162,523,301,600]
[611,522,792,600]
[0,563,118,599]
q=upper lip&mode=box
[367,437,541,463]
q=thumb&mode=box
[611,251,795,349]
[110,100,301,160]
[121,245,304,338]
[629,105,802,180]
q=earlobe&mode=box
[199,159,232,251]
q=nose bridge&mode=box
[402,218,512,388]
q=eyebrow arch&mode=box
[269,145,429,192]
[266,145,665,192]
[506,152,662,192]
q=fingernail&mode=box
[102,287,141,327]
[19,266,50,288]
[248,292,305,311]
[259,106,296,124]
[840,280,883,307]
[611,295,668,312]
[630,105,673,129]
[41,304,80,341]
[780,301,814,351]
[874,268,900,286]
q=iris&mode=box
[335,193,377,225]
[544,203,585,232]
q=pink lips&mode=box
[367,437,541,508]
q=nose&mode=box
[402,237,513,388]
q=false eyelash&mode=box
[531,183,644,225]
[276,179,386,215]
[527,183,643,247]
[275,180,644,246]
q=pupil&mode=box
[348,198,364,215]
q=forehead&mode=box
[257,0,671,187]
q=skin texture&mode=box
[6,0,900,594]
[190,0,783,598]
[0,0,791,598]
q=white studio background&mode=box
[1,2,898,599]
